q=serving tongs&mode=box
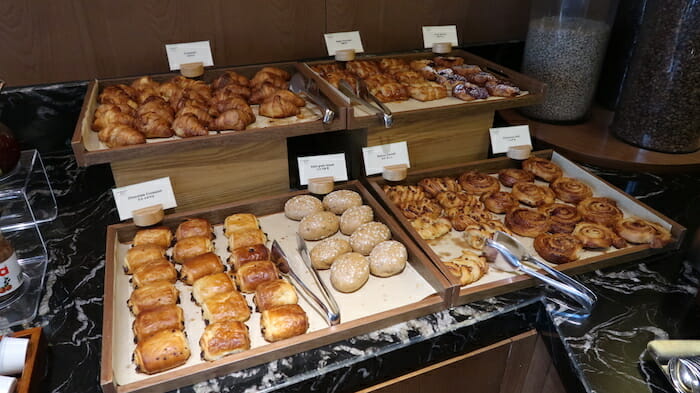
[338,79,393,128]
[296,233,341,324]
[270,240,341,326]
[484,231,596,314]
[290,73,335,124]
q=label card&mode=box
[324,31,365,56]
[489,125,533,154]
[422,25,459,48]
[297,153,349,185]
[165,41,214,71]
[362,142,411,175]
[112,177,177,221]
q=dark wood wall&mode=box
[0,0,529,87]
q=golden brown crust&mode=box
[175,218,213,241]
[346,60,381,79]
[227,228,267,250]
[533,233,582,264]
[124,245,166,274]
[539,203,582,234]
[407,81,448,101]
[132,259,178,288]
[418,177,461,198]
[260,304,309,342]
[211,71,250,90]
[369,82,410,102]
[434,56,465,68]
[192,272,236,305]
[573,222,626,249]
[172,235,214,264]
[210,108,256,131]
[505,208,550,238]
[443,250,488,286]
[134,329,190,374]
[382,185,427,205]
[498,168,535,188]
[615,217,672,248]
[201,290,251,324]
[128,281,179,316]
[172,113,208,138]
[135,112,173,138]
[259,95,301,118]
[224,213,260,234]
[522,157,563,182]
[199,321,251,361]
[235,260,279,293]
[133,227,173,249]
[312,63,345,76]
[396,199,442,220]
[435,191,466,209]
[480,191,518,214]
[98,124,145,148]
[550,177,593,204]
[228,244,270,271]
[411,216,452,240]
[254,279,299,312]
[511,182,556,207]
[179,252,225,285]
[577,197,623,227]
[132,305,184,342]
[458,171,500,195]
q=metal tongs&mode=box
[484,231,596,314]
[270,239,341,326]
[290,73,335,124]
[338,79,393,128]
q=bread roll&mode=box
[323,190,363,214]
[340,205,374,235]
[330,252,370,292]
[369,240,407,277]
[350,222,391,255]
[298,211,339,241]
[309,238,352,270]
[284,195,324,221]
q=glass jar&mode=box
[611,0,700,153]
[0,232,23,301]
[520,0,618,122]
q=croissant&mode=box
[176,105,213,126]
[272,90,305,107]
[259,96,300,118]
[259,67,291,81]
[215,83,252,101]
[157,82,180,102]
[92,107,135,131]
[210,96,251,116]
[250,71,288,89]
[211,71,250,90]
[172,114,208,137]
[135,112,174,138]
[211,108,256,131]
[131,76,160,92]
[99,90,138,109]
[408,81,448,101]
[248,83,281,105]
[138,96,173,117]
[100,84,137,101]
[98,124,146,147]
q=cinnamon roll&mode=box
[615,217,672,248]
[480,191,518,214]
[418,177,461,198]
[435,191,465,209]
[458,171,500,195]
[533,233,582,264]
[522,157,563,182]
[577,197,623,227]
[448,213,479,232]
[539,203,582,233]
[573,222,626,249]
[505,208,550,238]
[498,168,535,188]
[511,182,556,207]
[550,177,593,204]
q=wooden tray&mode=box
[366,150,686,307]
[297,49,546,130]
[72,62,346,167]
[101,181,450,393]
[1,327,46,393]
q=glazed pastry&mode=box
[350,222,392,255]
[323,190,363,215]
[533,233,583,264]
[200,321,251,361]
[458,171,500,195]
[448,213,480,232]
[452,64,482,77]
[382,185,426,205]
[176,105,213,126]
[227,228,267,250]
[309,238,352,270]
[340,205,374,235]
[98,124,145,148]
[379,58,410,72]
[573,222,626,249]
[135,112,173,138]
[369,82,410,102]
[124,245,166,274]
[324,71,359,90]
[465,71,498,86]
[452,81,489,100]
[511,182,556,207]
[175,218,213,241]
[408,81,448,101]
[443,194,485,216]
[192,272,236,305]
[434,56,465,68]
[396,199,442,220]
[410,216,452,240]
[577,197,623,227]
[133,227,173,249]
[346,60,381,79]
[260,304,309,342]
[254,279,299,312]
[443,250,488,286]
[172,113,208,138]
[522,157,563,182]
[463,223,493,250]
[234,260,279,293]
[539,203,582,233]
[298,211,340,241]
[92,106,135,131]
[615,217,672,248]
[435,191,466,209]
[228,244,270,271]
[505,208,550,238]
[211,71,250,90]
[131,259,178,288]
[133,329,190,374]
[369,240,407,277]
[172,235,214,264]
[210,108,255,131]
[179,252,225,285]
[132,305,184,342]
[393,70,427,85]
[284,195,324,221]
[498,168,535,188]
[550,177,593,204]
[201,290,251,324]
[224,213,260,234]
[128,281,179,315]
[250,71,288,89]
[259,67,291,81]
[311,63,345,76]
[330,252,370,293]
[259,96,300,118]
[480,191,518,214]
[485,80,521,97]
[417,177,461,198]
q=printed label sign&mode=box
[297,153,349,185]
[112,177,177,221]
[362,142,410,175]
[165,41,214,71]
[422,25,459,48]
[489,125,533,154]
[324,31,365,56]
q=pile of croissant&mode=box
[92,67,307,148]
[312,56,522,103]
[383,156,672,285]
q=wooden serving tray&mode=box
[101,181,450,393]
[366,150,686,307]
[1,327,46,393]
[72,62,346,167]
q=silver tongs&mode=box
[484,231,596,313]
[270,240,340,326]
[290,73,335,124]
[338,79,393,128]
[296,233,341,325]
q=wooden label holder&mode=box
[334,49,356,62]
[382,164,408,181]
[179,62,204,78]
[432,42,453,54]
[307,176,335,195]
[131,204,165,227]
[507,145,532,160]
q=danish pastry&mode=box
[498,168,535,188]
[533,233,582,264]
[550,177,593,204]
[458,171,500,195]
[397,199,443,220]
[511,182,556,207]
[573,222,626,249]
[444,250,488,285]
[418,177,461,197]
[615,217,672,248]
[411,216,452,240]
[480,191,518,214]
[522,157,562,182]
[505,208,550,238]
[539,203,582,234]
[577,197,623,227]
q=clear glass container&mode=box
[520,0,618,122]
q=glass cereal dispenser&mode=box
[519,0,618,122]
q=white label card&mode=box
[112,177,178,221]
[297,153,349,185]
[422,25,459,48]
[362,142,411,176]
[165,41,214,71]
[489,125,533,154]
[324,31,365,56]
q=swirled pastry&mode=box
[448,213,479,232]
[128,281,179,316]
[200,321,251,361]
[133,330,190,374]
[443,195,485,217]
[443,250,488,286]
[330,252,370,292]
[224,213,260,234]
[172,235,214,264]
[418,177,461,197]
[397,199,442,220]
[234,260,279,293]
[435,191,466,209]
[505,208,550,238]
[615,217,672,248]
[340,205,374,235]
[175,218,213,241]
[133,227,173,249]
[573,222,626,249]
[323,190,363,214]
[511,182,556,207]
[411,216,452,240]
[179,252,225,285]
[124,245,166,274]
[539,203,582,234]
[463,223,491,249]
[480,191,518,214]
[201,290,251,324]
[132,305,184,342]
[458,171,500,195]
[382,185,426,204]
[533,233,583,264]
[260,304,309,342]
[498,168,535,188]
[350,222,392,255]
[192,272,236,305]
[132,259,178,288]
[577,197,623,227]
[522,157,562,182]
[550,177,593,204]
[254,279,298,312]
[284,195,324,221]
